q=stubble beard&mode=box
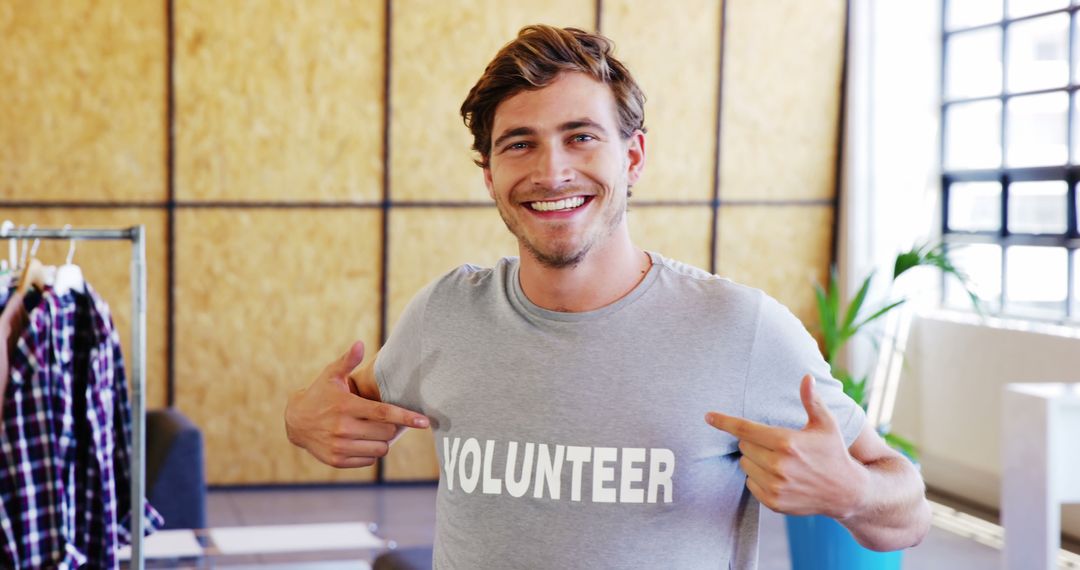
[495,185,627,270]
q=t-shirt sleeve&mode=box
[741,291,866,448]
[374,281,438,415]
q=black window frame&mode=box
[940,0,1080,321]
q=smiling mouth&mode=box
[527,196,592,212]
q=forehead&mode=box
[491,72,620,135]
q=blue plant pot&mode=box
[785,514,903,570]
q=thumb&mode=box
[329,340,366,378]
[799,374,837,430]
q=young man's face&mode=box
[483,72,645,268]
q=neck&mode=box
[517,225,650,313]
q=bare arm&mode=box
[706,374,930,552]
[284,341,429,468]
[835,422,931,551]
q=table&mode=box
[1002,383,1080,569]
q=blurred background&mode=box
[1,0,1078,568]
[0,0,844,487]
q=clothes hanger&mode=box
[0,221,14,290]
[0,220,14,275]
[53,224,84,295]
[14,225,46,295]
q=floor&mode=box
[139,484,1079,568]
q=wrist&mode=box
[835,458,870,521]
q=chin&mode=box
[525,241,591,269]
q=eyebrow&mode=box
[491,118,610,150]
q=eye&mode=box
[570,134,596,143]
[503,141,530,152]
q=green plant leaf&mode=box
[849,378,866,408]
[895,242,986,315]
[814,270,842,364]
[893,243,929,281]
[842,271,875,336]
[833,368,868,406]
[851,299,906,332]
[827,266,841,333]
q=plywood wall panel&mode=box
[390,0,594,202]
[382,424,439,481]
[719,0,845,201]
[0,209,169,410]
[0,1,166,202]
[174,0,384,203]
[386,207,519,330]
[628,206,713,271]
[715,205,834,328]
[382,207,518,480]
[174,209,382,484]
[602,0,721,202]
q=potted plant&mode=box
[784,242,979,570]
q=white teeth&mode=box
[529,196,586,212]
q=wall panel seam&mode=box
[710,0,728,275]
[166,0,177,407]
[376,0,393,485]
[829,0,852,270]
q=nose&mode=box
[529,143,574,190]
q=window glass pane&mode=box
[1006,92,1068,167]
[1006,14,1069,92]
[948,0,1003,29]
[1005,246,1067,318]
[949,182,1002,231]
[1008,181,1068,234]
[1074,12,1080,84]
[1073,250,1079,320]
[1008,0,1069,18]
[946,243,1002,310]
[946,29,1002,99]
[1074,92,1080,164]
[946,100,1002,169]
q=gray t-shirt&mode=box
[376,252,865,569]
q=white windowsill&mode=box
[923,307,1080,340]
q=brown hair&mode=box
[460,25,646,168]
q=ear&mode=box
[483,166,496,200]
[624,130,646,187]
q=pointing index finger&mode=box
[346,395,429,428]
[705,412,788,450]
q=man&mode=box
[286,25,930,568]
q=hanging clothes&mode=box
[0,287,25,418]
[0,283,162,569]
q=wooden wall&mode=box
[0,0,847,485]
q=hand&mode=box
[285,341,429,468]
[705,374,868,519]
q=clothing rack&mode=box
[5,225,148,570]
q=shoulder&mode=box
[413,256,519,315]
[648,252,766,314]
[426,256,516,295]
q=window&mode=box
[942,0,1079,321]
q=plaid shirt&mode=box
[0,285,162,569]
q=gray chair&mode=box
[145,408,207,529]
[373,547,434,570]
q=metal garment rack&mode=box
[7,225,148,569]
